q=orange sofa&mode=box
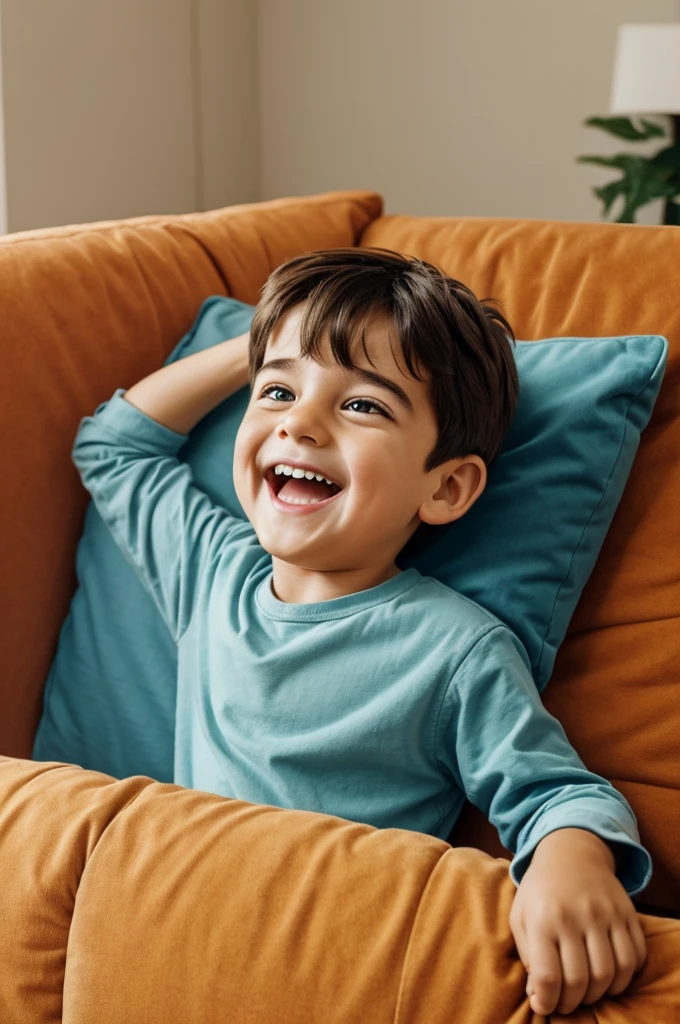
[1,190,679,1022]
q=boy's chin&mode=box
[261,540,323,564]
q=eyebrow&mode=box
[254,358,414,413]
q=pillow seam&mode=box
[537,359,663,681]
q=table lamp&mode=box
[610,24,680,145]
[578,23,680,224]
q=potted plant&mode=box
[578,115,680,224]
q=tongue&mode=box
[278,477,335,502]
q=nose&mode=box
[277,399,331,445]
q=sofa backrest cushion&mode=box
[361,215,680,910]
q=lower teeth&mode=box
[279,495,325,505]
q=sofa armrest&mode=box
[1,756,679,1023]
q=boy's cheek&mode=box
[232,428,259,512]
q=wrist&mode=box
[124,330,251,434]
[533,827,616,872]
[221,332,251,390]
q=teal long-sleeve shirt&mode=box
[71,390,653,894]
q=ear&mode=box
[418,456,487,527]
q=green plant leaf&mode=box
[639,118,668,139]
[578,154,636,170]
[593,180,625,216]
[584,116,667,141]
[617,158,678,222]
[578,147,680,222]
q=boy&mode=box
[73,247,651,1016]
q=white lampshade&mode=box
[610,24,680,114]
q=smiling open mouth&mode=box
[265,468,343,507]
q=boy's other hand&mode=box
[508,827,647,1016]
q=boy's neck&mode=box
[269,561,402,605]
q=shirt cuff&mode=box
[510,805,653,897]
[89,388,189,456]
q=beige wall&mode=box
[258,0,679,224]
[0,0,259,233]
[196,0,260,212]
[1,0,679,232]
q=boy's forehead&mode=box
[266,306,419,382]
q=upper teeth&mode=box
[273,463,336,486]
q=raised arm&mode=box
[72,331,254,641]
[124,331,250,431]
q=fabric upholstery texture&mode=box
[34,294,667,797]
[2,755,679,1024]
[0,190,382,761]
[360,215,680,912]
[33,299,257,784]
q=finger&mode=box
[509,907,534,996]
[525,932,563,1016]
[627,914,648,972]
[555,930,590,1015]
[510,908,527,960]
[513,928,532,990]
[581,924,616,1005]
[607,922,640,997]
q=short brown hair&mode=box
[249,247,518,470]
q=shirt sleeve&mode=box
[72,388,245,642]
[435,625,653,896]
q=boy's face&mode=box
[233,303,483,588]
